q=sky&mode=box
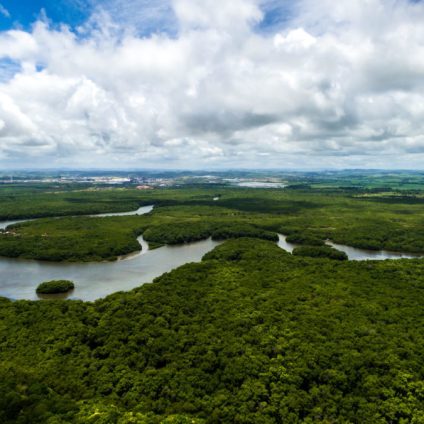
[0,0,424,169]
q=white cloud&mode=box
[0,30,39,59]
[1,0,424,169]
[88,0,177,36]
[174,0,262,32]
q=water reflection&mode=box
[37,290,75,301]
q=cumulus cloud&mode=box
[1,0,424,168]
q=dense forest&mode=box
[2,185,424,261]
[1,238,424,422]
[1,184,424,422]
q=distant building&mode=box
[136,185,153,190]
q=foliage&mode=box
[0,217,148,262]
[143,222,278,246]
[0,188,150,220]
[3,184,424,261]
[143,222,212,246]
[292,245,348,260]
[36,280,75,294]
[3,181,424,422]
[211,224,278,242]
[0,201,281,261]
[285,233,325,246]
[1,239,424,422]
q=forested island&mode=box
[36,280,75,294]
[1,177,424,422]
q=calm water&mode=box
[0,236,220,301]
[1,206,422,301]
[278,234,422,261]
[326,241,422,261]
[0,205,219,301]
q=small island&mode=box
[36,280,75,294]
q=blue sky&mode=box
[0,0,292,35]
[1,0,424,170]
[0,1,90,31]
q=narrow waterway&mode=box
[0,219,29,230]
[0,205,155,230]
[277,234,422,260]
[326,240,422,260]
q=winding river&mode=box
[0,207,421,301]
[0,206,220,301]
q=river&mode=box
[0,205,155,230]
[0,236,220,301]
[277,234,422,260]
[0,210,421,301]
[0,205,219,301]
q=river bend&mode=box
[0,208,421,301]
